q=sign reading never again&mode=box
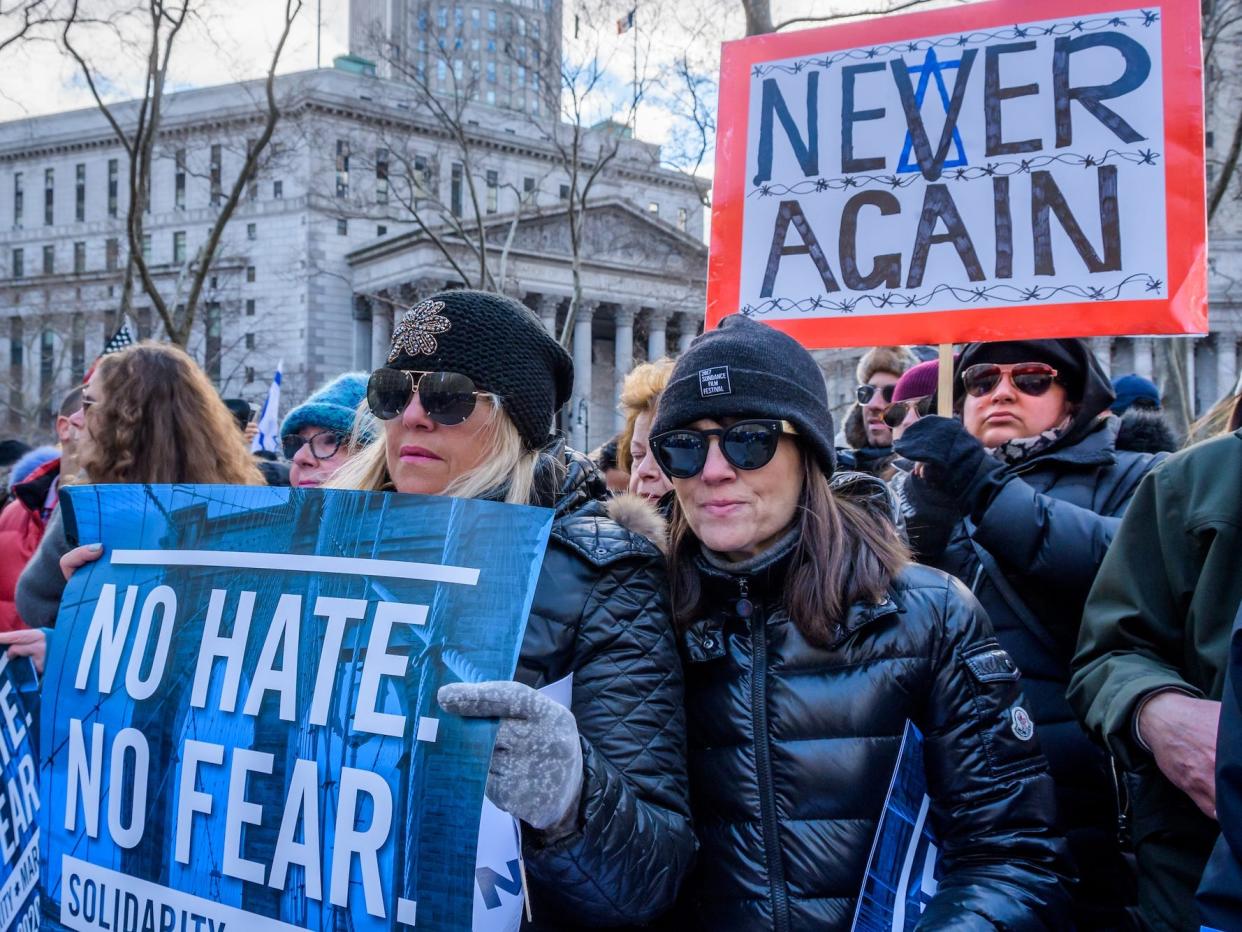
[39,485,552,932]
[707,0,1207,347]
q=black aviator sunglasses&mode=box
[367,368,496,425]
[649,419,797,479]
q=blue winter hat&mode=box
[1110,373,1160,415]
[280,373,373,441]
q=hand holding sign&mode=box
[0,630,48,674]
[440,681,584,838]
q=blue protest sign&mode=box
[38,485,552,932]
[0,652,39,932]
[852,722,940,932]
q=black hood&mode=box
[955,338,1116,451]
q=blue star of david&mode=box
[895,47,970,174]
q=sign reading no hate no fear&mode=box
[707,0,1207,348]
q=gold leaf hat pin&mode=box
[389,299,452,362]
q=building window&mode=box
[175,149,186,210]
[648,201,660,216]
[523,176,536,200]
[245,138,259,201]
[246,222,256,241]
[245,298,255,316]
[74,241,86,273]
[71,312,86,380]
[107,159,118,218]
[105,237,119,271]
[487,60,496,83]
[336,139,350,198]
[273,180,283,199]
[11,247,22,279]
[141,233,152,260]
[209,275,217,289]
[472,6,480,27]
[451,162,464,217]
[44,168,53,225]
[337,217,348,235]
[376,147,389,204]
[40,330,54,418]
[245,366,255,384]
[75,164,86,222]
[438,6,448,28]
[559,183,570,200]
[210,144,222,206]
[205,302,222,382]
[413,154,430,195]
[173,230,186,264]
[12,172,22,229]
[377,224,387,236]
[677,206,688,231]
[488,8,496,29]
[244,332,255,350]
[246,265,255,282]
[486,169,498,213]
[42,244,54,275]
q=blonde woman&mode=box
[617,357,675,504]
[330,290,692,924]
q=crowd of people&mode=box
[0,289,1238,931]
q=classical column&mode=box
[677,312,700,354]
[371,296,394,369]
[1091,337,1113,378]
[613,306,636,431]
[1217,333,1238,400]
[646,308,670,360]
[535,293,560,339]
[570,301,597,452]
[1132,337,1154,380]
[352,295,373,370]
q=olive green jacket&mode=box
[1069,427,1242,931]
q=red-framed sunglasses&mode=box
[961,363,1060,398]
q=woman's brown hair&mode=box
[666,447,909,647]
[80,341,264,486]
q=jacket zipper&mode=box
[743,577,791,932]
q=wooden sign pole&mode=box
[937,344,954,417]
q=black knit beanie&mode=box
[650,314,835,476]
[383,290,573,450]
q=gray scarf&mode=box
[986,416,1072,465]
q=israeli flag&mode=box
[251,360,282,454]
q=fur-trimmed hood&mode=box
[856,345,918,384]
[606,492,668,555]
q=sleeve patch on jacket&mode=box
[1010,706,1035,741]
[963,646,1020,684]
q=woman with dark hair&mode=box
[6,341,264,660]
[649,315,1071,930]
[895,338,1167,930]
[330,290,693,926]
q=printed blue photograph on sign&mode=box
[852,722,941,932]
[38,484,553,932]
[0,653,39,932]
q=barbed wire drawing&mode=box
[749,12,1160,79]
[749,149,1161,198]
[740,273,1163,316]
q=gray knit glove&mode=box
[438,680,584,838]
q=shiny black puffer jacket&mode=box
[679,557,1073,931]
[919,418,1164,928]
[517,449,694,928]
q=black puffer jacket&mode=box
[517,448,694,928]
[678,553,1073,930]
[907,360,1165,928]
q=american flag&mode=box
[616,7,635,33]
[102,319,135,355]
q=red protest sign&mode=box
[706,0,1207,348]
